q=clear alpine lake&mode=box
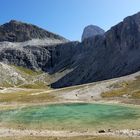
[0,103,140,130]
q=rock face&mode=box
[0,20,67,42]
[81,25,105,41]
[0,41,81,72]
[52,12,140,88]
[1,12,140,89]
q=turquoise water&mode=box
[0,103,140,130]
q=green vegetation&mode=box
[13,65,42,76]
[0,81,13,88]
[19,82,50,89]
[9,65,50,89]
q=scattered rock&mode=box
[108,129,112,132]
[30,132,33,136]
[98,130,105,133]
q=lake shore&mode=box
[0,127,140,138]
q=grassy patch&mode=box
[0,89,55,103]
[101,76,140,99]
[131,90,140,98]
[0,82,13,88]
[10,65,51,89]
[19,82,50,89]
[101,89,127,98]
[107,82,129,89]
[13,65,42,76]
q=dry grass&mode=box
[19,82,50,89]
[101,89,127,98]
[0,89,56,104]
[131,90,140,98]
[101,76,140,99]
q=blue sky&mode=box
[0,0,140,41]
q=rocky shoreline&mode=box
[0,128,139,138]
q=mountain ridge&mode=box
[0,20,68,42]
[0,12,140,88]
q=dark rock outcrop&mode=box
[0,41,82,73]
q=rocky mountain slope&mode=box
[0,40,81,72]
[81,25,105,41]
[52,12,140,88]
[0,12,140,89]
[0,62,72,88]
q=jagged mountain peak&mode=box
[9,20,24,24]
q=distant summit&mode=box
[81,25,105,41]
[0,20,68,42]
